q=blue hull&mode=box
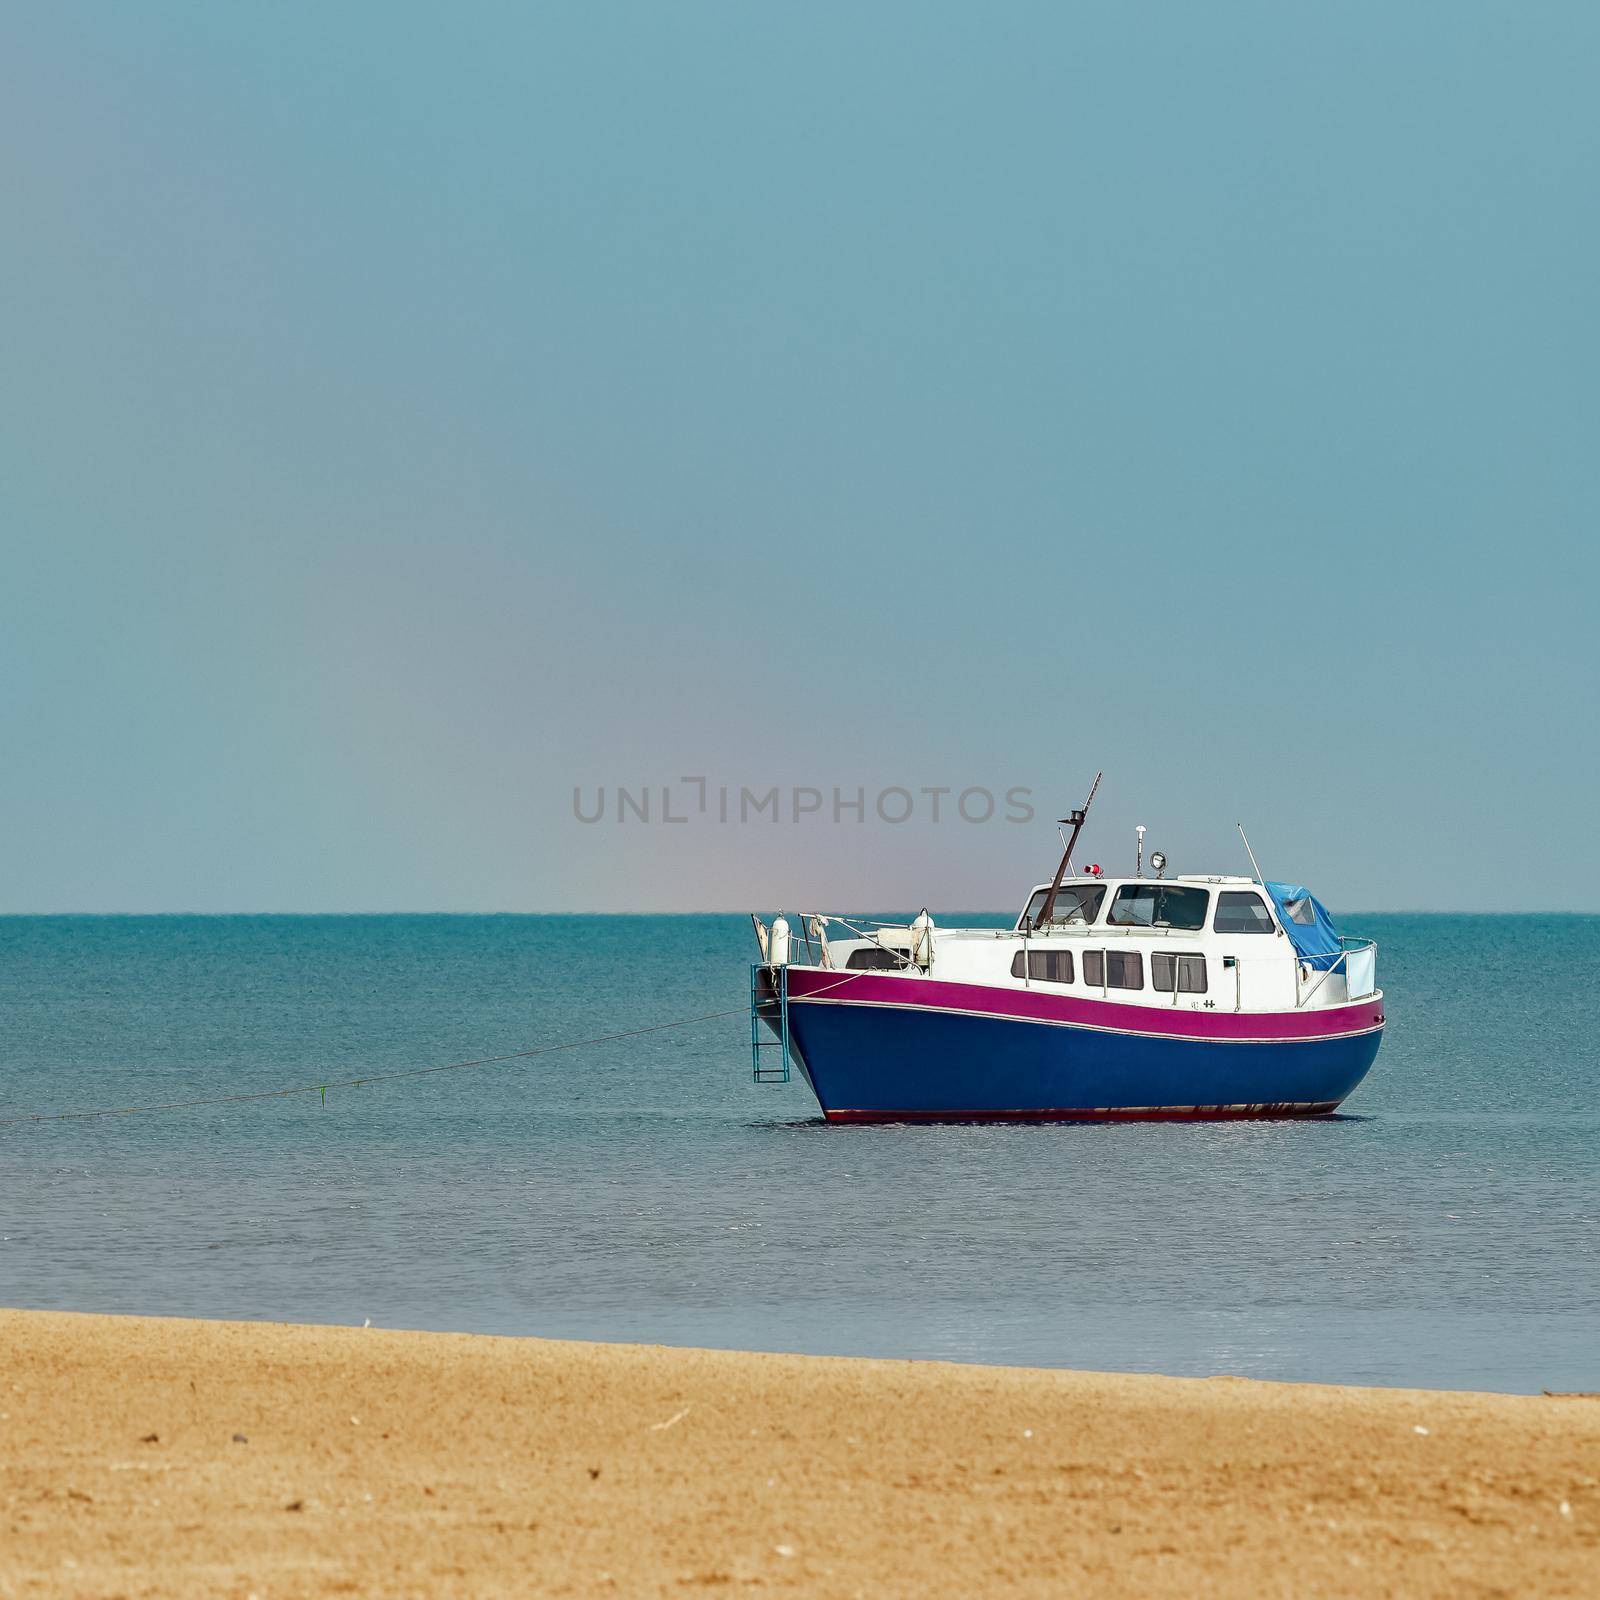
[784,1000,1382,1121]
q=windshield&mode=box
[1107,883,1210,931]
[1214,890,1277,933]
[1021,884,1106,927]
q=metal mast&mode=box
[1034,771,1102,928]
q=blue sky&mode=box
[4,3,1596,911]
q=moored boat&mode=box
[748,784,1384,1122]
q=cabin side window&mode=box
[1213,891,1276,933]
[1010,949,1075,984]
[846,946,903,970]
[1107,883,1210,930]
[1083,950,1143,990]
[1019,884,1106,927]
[1152,953,1207,993]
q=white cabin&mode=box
[779,875,1378,1014]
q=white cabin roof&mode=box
[1022,874,1258,895]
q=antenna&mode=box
[1237,822,1266,886]
[1035,772,1103,928]
[1135,824,1146,878]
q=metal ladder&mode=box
[749,962,791,1083]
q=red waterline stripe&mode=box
[823,1101,1343,1124]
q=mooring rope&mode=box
[0,1006,749,1129]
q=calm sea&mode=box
[1,914,1595,1393]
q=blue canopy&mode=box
[1264,882,1343,970]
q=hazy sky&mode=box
[4,3,1596,912]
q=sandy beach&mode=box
[1,1310,1595,1598]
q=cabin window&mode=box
[846,946,903,970]
[1152,953,1207,993]
[1213,890,1275,933]
[1284,895,1317,925]
[1083,950,1143,990]
[1107,883,1209,931]
[1020,884,1106,927]
[1011,949,1074,983]
[1107,951,1143,988]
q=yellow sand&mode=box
[1,1309,1595,1597]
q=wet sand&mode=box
[1,1309,1595,1597]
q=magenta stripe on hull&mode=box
[784,968,1382,1042]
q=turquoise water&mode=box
[1,914,1595,1393]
